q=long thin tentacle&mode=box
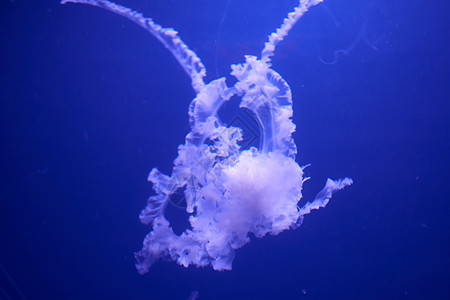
[261,0,323,63]
[62,0,206,93]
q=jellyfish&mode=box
[62,0,353,273]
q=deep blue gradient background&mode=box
[1,0,449,299]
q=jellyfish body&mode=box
[62,0,353,273]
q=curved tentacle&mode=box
[261,0,323,64]
[62,0,206,93]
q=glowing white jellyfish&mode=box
[62,0,353,273]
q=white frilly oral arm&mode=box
[261,0,323,63]
[298,177,353,216]
[61,0,206,93]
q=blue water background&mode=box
[1,0,449,299]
